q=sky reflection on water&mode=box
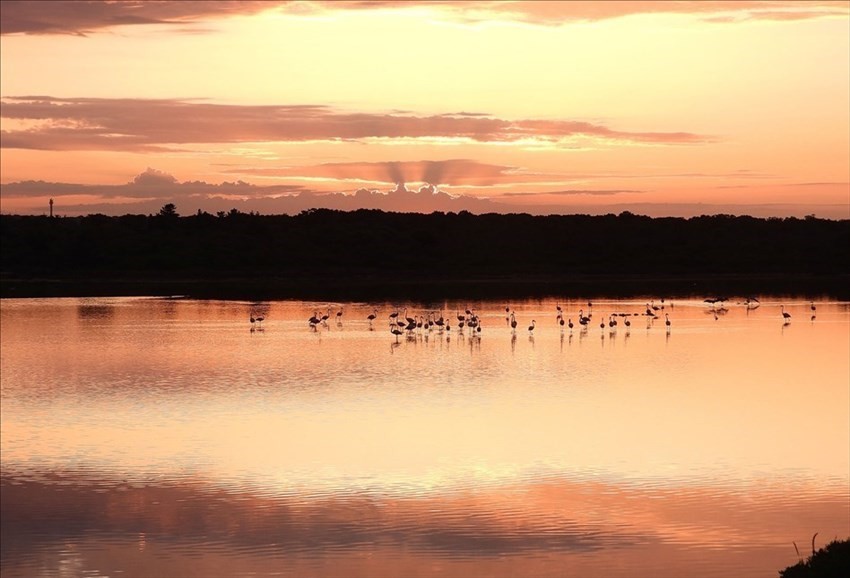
[1,297,848,577]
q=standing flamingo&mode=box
[528,320,536,333]
[390,324,403,342]
[665,313,671,331]
[434,313,445,329]
[308,311,321,326]
[781,305,791,323]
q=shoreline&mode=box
[2,273,847,301]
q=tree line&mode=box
[1,208,848,299]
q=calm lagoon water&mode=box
[1,296,848,577]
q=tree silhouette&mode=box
[1,209,847,300]
[158,203,178,218]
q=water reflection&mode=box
[76,301,115,320]
[5,468,843,570]
[1,297,848,578]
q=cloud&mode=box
[453,1,850,25]
[0,97,711,151]
[502,189,645,197]
[0,170,305,200]
[132,167,178,186]
[0,1,276,36]
[8,170,847,219]
[0,169,502,215]
[2,1,845,35]
[224,159,555,187]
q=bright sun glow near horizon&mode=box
[1,0,848,218]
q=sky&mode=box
[1,0,848,218]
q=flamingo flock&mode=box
[248,299,815,339]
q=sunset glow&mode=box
[1,1,848,217]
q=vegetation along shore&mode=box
[2,208,848,300]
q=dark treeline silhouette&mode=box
[2,209,848,300]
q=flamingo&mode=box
[810,302,817,313]
[435,310,446,327]
[528,320,536,333]
[320,308,331,325]
[336,307,343,321]
[568,318,574,330]
[390,324,403,342]
[510,312,518,331]
[665,313,671,330]
[367,309,378,322]
[434,313,445,329]
[781,305,791,322]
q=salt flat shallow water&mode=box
[1,296,848,577]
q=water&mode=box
[1,296,848,577]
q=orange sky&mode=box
[1,1,848,218]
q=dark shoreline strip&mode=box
[2,274,847,301]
